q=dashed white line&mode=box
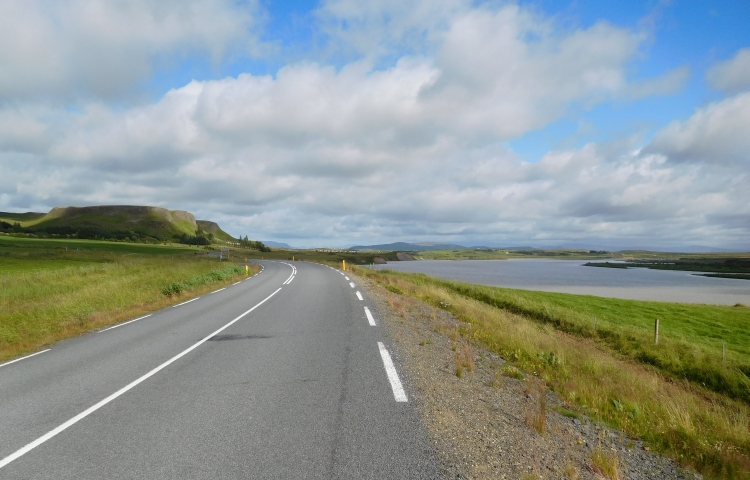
[349,282,355,288]
[364,306,376,326]
[210,288,226,294]
[172,297,200,308]
[286,276,295,284]
[377,342,408,402]
[99,315,152,333]
[232,281,241,285]
[0,349,51,369]
[356,291,363,301]
[0,287,283,470]
[344,276,350,280]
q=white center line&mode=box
[286,276,295,284]
[210,288,226,294]
[356,291,363,301]
[344,276,349,280]
[99,315,153,333]
[172,297,200,308]
[280,262,296,284]
[377,342,408,402]
[349,282,355,288]
[0,349,51,369]
[0,287,283,470]
[364,306,376,326]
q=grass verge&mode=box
[351,265,750,479]
[0,256,259,362]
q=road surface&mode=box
[0,261,439,479]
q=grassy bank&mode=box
[352,266,750,478]
[0,240,259,362]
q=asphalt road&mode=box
[0,261,440,479]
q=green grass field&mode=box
[0,236,257,363]
[353,266,750,478]
[373,270,750,401]
[0,234,203,255]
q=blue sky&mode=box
[1,0,749,249]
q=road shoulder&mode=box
[355,272,698,480]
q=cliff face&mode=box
[196,220,220,232]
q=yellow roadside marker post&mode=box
[343,260,346,271]
[245,265,249,276]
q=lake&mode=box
[373,259,750,305]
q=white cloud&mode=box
[0,2,746,248]
[647,92,750,165]
[0,0,263,102]
[626,65,690,99]
[707,47,750,93]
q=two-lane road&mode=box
[0,261,439,478]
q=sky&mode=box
[1,0,749,250]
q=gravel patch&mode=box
[356,273,701,480]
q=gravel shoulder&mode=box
[355,272,701,480]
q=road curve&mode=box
[0,261,440,479]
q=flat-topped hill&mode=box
[0,205,236,243]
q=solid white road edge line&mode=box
[0,287,283,470]
[377,342,408,402]
[364,306,376,326]
[0,349,51,369]
[210,288,226,294]
[99,315,153,333]
[356,291,363,301]
[172,297,199,308]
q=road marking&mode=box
[0,287,283,470]
[280,262,296,284]
[210,288,226,294]
[99,315,153,333]
[356,291,363,301]
[286,276,295,284]
[345,276,349,280]
[349,282,355,288]
[172,297,200,308]
[364,307,376,326]
[0,349,51,369]
[232,281,241,285]
[377,342,408,402]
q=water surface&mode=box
[374,259,750,305]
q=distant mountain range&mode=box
[264,241,294,249]
[348,242,539,251]
[349,242,465,251]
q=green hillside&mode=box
[0,212,46,223]
[196,220,235,242]
[1,206,238,244]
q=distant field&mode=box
[0,234,203,255]
[0,258,99,275]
